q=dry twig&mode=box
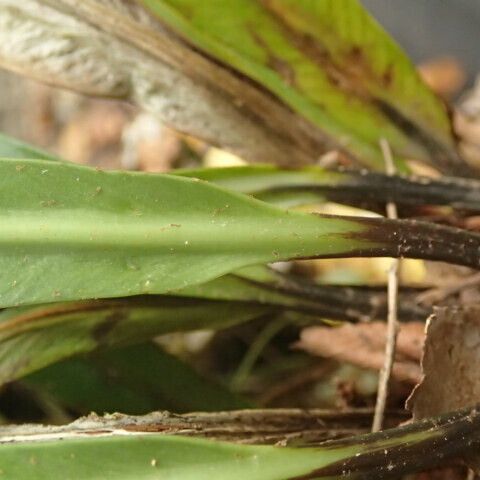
[372,139,401,432]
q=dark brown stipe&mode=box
[260,170,480,212]
[341,216,480,270]
[288,406,480,479]
[0,284,426,340]
[235,272,429,323]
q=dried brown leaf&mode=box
[407,306,480,420]
[297,322,424,384]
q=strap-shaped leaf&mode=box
[141,0,464,173]
[178,165,480,211]
[1,158,480,308]
[0,270,429,385]
[0,405,478,479]
[1,130,477,211]
[0,296,269,383]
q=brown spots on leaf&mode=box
[382,65,394,87]
[349,45,363,62]
[86,429,113,436]
[40,199,57,207]
[260,1,388,97]
[259,5,373,99]
[123,422,191,433]
[267,56,296,87]
[247,25,297,87]
[259,1,467,172]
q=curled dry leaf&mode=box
[296,322,425,384]
[407,307,480,473]
[407,306,480,420]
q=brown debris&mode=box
[0,408,406,446]
[418,57,466,99]
[297,322,424,384]
[407,307,480,474]
[121,114,182,172]
[56,101,131,167]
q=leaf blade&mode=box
[1,158,480,309]
[0,406,478,479]
[0,296,269,383]
[0,158,368,307]
[24,343,250,414]
[0,132,60,162]
[141,0,462,172]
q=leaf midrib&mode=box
[0,214,339,250]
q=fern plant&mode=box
[0,1,478,478]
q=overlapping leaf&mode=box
[25,343,250,415]
[0,265,431,385]
[141,0,464,172]
[178,165,480,211]
[2,133,477,212]
[1,158,480,310]
[0,405,478,479]
[0,296,269,384]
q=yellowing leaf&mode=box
[141,0,464,173]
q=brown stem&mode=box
[345,217,480,270]
[291,405,480,479]
[269,170,480,212]
[239,272,430,323]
